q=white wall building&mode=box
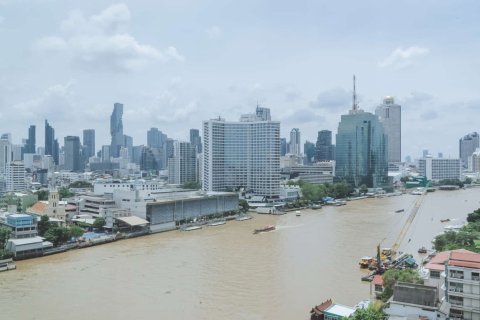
[375,96,401,163]
[93,179,165,195]
[289,128,301,156]
[6,161,26,192]
[418,156,461,181]
[203,108,280,199]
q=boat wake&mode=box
[275,224,304,230]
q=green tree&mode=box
[37,215,50,236]
[381,269,424,301]
[68,225,85,238]
[68,181,93,188]
[467,208,480,223]
[359,184,368,195]
[44,226,70,246]
[93,217,106,229]
[239,199,249,212]
[181,181,201,189]
[36,189,49,201]
[58,187,74,199]
[0,226,12,248]
[348,306,385,320]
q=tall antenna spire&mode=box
[352,75,358,111]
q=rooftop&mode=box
[324,304,356,317]
[449,251,480,269]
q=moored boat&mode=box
[418,246,427,254]
[295,211,301,216]
[235,214,253,221]
[395,209,405,213]
[440,218,450,223]
[253,225,275,234]
[359,256,373,268]
[208,219,226,226]
[182,225,202,231]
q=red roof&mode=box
[372,275,384,286]
[311,299,333,315]
[424,249,475,272]
[448,251,480,269]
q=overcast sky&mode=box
[1,0,479,159]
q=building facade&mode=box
[6,161,26,192]
[335,109,388,188]
[375,96,401,163]
[289,128,301,156]
[315,130,335,161]
[460,132,479,168]
[189,129,202,154]
[203,108,280,198]
[82,129,95,160]
[168,141,197,185]
[418,157,461,181]
[110,103,124,158]
[64,136,81,172]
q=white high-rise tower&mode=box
[375,96,401,163]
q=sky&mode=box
[1,0,479,159]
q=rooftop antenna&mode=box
[352,75,358,111]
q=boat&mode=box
[440,218,450,223]
[235,214,253,221]
[310,204,322,210]
[418,246,427,254]
[208,219,226,226]
[359,256,374,268]
[295,211,301,216]
[182,225,202,231]
[0,258,16,272]
[253,225,275,234]
[395,209,405,213]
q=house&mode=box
[384,282,449,320]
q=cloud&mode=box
[35,3,183,72]
[400,91,434,107]
[310,87,351,111]
[206,25,223,39]
[379,46,430,68]
[420,110,438,121]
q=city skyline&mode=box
[1,1,479,159]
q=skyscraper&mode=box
[255,106,271,121]
[459,132,479,168]
[123,134,133,161]
[168,141,198,185]
[189,129,202,154]
[0,137,12,175]
[64,136,81,172]
[147,128,164,149]
[83,129,95,160]
[45,120,59,165]
[280,138,287,156]
[24,125,36,154]
[315,130,335,161]
[335,77,388,188]
[110,103,124,158]
[304,141,315,164]
[375,96,401,163]
[203,108,280,198]
[289,128,301,156]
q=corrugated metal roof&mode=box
[116,216,149,226]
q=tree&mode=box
[181,181,201,189]
[44,226,70,246]
[37,215,50,236]
[359,184,368,195]
[239,199,249,212]
[348,306,385,320]
[464,177,473,185]
[36,189,49,201]
[58,187,74,199]
[68,225,84,238]
[381,269,424,301]
[93,217,106,229]
[68,181,93,188]
[467,208,480,223]
[0,226,12,248]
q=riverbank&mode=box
[2,188,479,320]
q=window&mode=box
[430,270,440,279]
[472,272,480,281]
[450,270,464,279]
[449,296,463,306]
[449,282,463,293]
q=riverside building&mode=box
[418,156,461,181]
[335,77,388,188]
[203,107,280,199]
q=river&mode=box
[1,188,479,320]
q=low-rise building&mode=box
[5,237,52,259]
[282,161,335,185]
[323,304,356,320]
[1,213,38,239]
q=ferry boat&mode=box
[395,209,405,213]
[295,211,301,216]
[359,256,374,268]
[440,218,450,223]
[418,246,427,254]
[0,258,16,272]
[253,225,275,234]
[182,225,202,231]
[235,214,253,221]
[208,219,226,227]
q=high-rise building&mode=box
[140,147,160,172]
[101,145,110,163]
[189,129,202,154]
[203,108,280,198]
[315,130,335,161]
[255,106,271,121]
[335,77,388,188]
[110,103,124,158]
[375,96,401,163]
[289,128,301,156]
[147,127,167,149]
[280,138,287,156]
[64,136,81,172]
[418,156,461,181]
[459,132,479,168]
[168,141,197,185]
[24,125,36,154]
[44,120,59,164]
[83,129,95,160]
[6,161,26,192]
[0,137,12,175]
[123,134,133,161]
[304,141,315,164]
[469,148,480,172]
